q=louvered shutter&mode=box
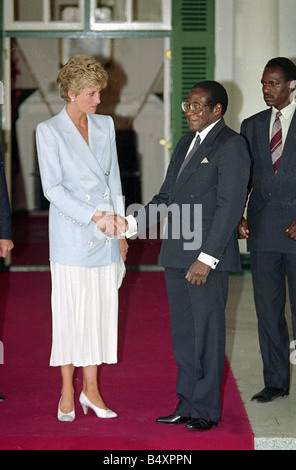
[171,0,215,147]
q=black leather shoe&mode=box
[186,418,218,431]
[0,392,4,402]
[251,386,289,403]
[156,414,190,424]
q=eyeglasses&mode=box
[181,102,211,113]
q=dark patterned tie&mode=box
[270,111,282,174]
[177,135,201,179]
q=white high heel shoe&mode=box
[57,398,75,422]
[79,391,117,418]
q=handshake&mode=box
[92,210,128,238]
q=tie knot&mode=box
[276,111,282,118]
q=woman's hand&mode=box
[119,238,129,262]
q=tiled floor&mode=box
[226,273,296,450]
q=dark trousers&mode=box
[250,252,296,389]
[164,267,228,422]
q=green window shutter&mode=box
[171,0,215,147]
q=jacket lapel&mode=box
[173,134,195,182]
[59,107,107,182]
[278,108,296,173]
[171,118,225,199]
[257,108,273,175]
[87,114,108,174]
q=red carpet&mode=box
[0,270,253,450]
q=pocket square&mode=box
[201,157,209,163]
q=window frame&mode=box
[4,0,172,32]
[90,0,171,31]
[4,0,85,31]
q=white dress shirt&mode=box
[270,101,296,147]
[250,101,296,265]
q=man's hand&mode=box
[237,216,249,239]
[0,239,14,258]
[286,219,296,240]
[185,259,211,287]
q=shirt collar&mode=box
[195,118,221,142]
[272,100,296,120]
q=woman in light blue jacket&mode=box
[36,55,128,422]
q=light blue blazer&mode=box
[36,106,125,267]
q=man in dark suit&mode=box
[238,57,296,403]
[0,147,14,402]
[124,81,250,430]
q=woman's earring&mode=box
[71,98,75,102]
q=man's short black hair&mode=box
[265,57,296,82]
[191,80,228,115]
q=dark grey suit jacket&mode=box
[241,108,296,254]
[136,118,251,272]
[0,148,12,240]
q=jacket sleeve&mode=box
[0,149,12,240]
[240,118,254,195]
[36,122,96,226]
[200,134,251,260]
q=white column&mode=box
[232,0,279,128]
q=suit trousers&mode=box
[250,251,296,389]
[164,267,228,422]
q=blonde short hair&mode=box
[57,55,108,102]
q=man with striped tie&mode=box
[238,57,296,403]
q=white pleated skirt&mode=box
[49,260,125,367]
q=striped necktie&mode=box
[177,135,201,179]
[270,111,282,174]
